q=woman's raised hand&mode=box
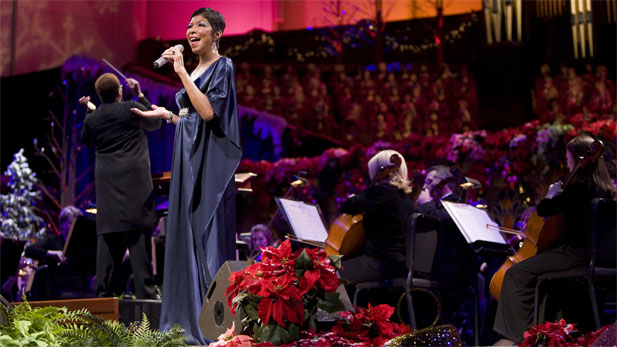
[161,45,186,75]
[131,104,168,119]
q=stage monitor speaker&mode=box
[198,260,247,340]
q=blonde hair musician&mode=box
[338,149,415,291]
[367,149,413,194]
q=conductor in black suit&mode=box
[80,73,160,299]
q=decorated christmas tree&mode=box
[0,149,46,241]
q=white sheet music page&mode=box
[441,201,506,244]
[278,198,329,243]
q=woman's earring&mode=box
[211,41,217,52]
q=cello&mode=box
[489,140,605,300]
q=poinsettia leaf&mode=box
[258,298,274,326]
[327,254,343,269]
[294,249,311,270]
[299,270,320,295]
[369,304,394,321]
[252,324,264,342]
[244,301,260,320]
[309,317,317,332]
[232,291,249,305]
[246,293,263,304]
[317,272,340,292]
[273,300,286,327]
[317,292,346,313]
[285,323,300,343]
[260,324,283,345]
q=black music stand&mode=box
[62,215,97,275]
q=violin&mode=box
[489,140,605,300]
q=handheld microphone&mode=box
[153,44,184,69]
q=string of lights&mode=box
[222,13,478,62]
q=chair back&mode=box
[409,213,441,275]
[591,198,617,268]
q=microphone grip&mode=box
[153,44,184,69]
[153,57,167,69]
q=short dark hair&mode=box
[426,164,460,191]
[191,8,225,35]
[94,73,120,103]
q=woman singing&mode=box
[493,135,616,345]
[132,8,241,344]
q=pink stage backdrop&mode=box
[146,0,278,41]
[1,0,480,77]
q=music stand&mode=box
[0,238,25,291]
[274,198,329,245]
[62,215,97,275]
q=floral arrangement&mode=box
[223,241,410,346]
[224,240,345,345]
[520,319,611,347]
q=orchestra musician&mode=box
[24,206,93,300]
[415,165,476,323]
[493,135,616,346]
[338,149,414,284]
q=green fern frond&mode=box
[3,298,188,346]
[131,313,151,339]
[58,325,92,347]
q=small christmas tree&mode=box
[0,149,46,241]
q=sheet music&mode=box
[442,201,506,244]
[276,198,329,243]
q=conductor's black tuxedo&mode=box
[81,95,161,299]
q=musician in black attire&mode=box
[338,149,414,283]
[80,73,160,299]
[416,165,476,318]
[25,206,93,300]
[493,135,616,345]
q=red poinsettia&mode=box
[520,319,611,347]
[224,240,346,345]
[297,247,339,294]
[260,238,295,272]
[331,304,411,346]
[254,304,410,347]
[257,272,304,327]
